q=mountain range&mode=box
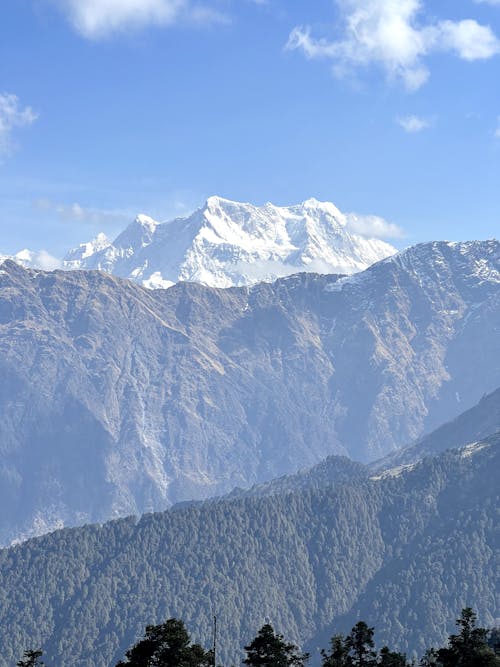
[2,197,397,288]
[1,238,499,545]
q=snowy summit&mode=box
[61,197,397,288]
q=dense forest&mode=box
[1,438,498,667]
[17,609,500,667]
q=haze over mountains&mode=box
[1,197,397,288]
[371,384,500,472]
[1,238,499,545]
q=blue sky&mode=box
[1,0,499,258]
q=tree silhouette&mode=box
[346,622,377,667]
[436,608,500,667]
[16,650,45,667]
[378,646,408,667]
[243,623,309,667]
[116,618,213,667]
[321,634,350,667]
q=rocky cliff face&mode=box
[0,238,499,544]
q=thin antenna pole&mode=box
[212,614,217,667]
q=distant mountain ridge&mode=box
[223,382,500,499]
[2,197,397,288]
[1,238,499,545]
[371,385,500,473]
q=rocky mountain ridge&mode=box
[0,239,499,544]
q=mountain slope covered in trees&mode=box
[1,239,500,543]
[0,439,497,667]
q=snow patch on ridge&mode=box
[370,462,417,481]
[460,441,490,458]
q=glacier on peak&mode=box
[0,197,399,288]
[64,233,112,267]
[59,196,398,288]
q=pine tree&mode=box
[16,650,45,667]
[436,608,500,667]
[243,623,309,667]
[116,618,213,667]
[321,634,350,667]
[346,623,377,667]
[488,629,500,656]
[420,649,439,667]
[378,646,408,667]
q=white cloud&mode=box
[12,249,62,270]
[35,198,132,226]
[286,0,500,90]
[56,0,226,38]
[30,250,62,270]
[345,213,405,239]
[0,93,38,157]
[397,115,430,132]
[436,19,500,60]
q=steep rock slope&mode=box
[0,440,497,667]
[0,239,499,543]
[62,197,396,287]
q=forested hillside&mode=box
[218,455,368,501]
[1,438,498,667]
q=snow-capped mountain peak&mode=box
[2,197,398,288]
[59,197,397,288]
[64,233,112,268]
[299,197,344,217]
[112,214,160,252]
[135,213,159,230]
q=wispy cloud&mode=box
[35,198,132,226]
[397,115,431,133]
[346,213,405,240]
[56,0,227,39]
[0,93,38,157]
[1,249,62,271]
[495,117,500,139]
[18,249,62,270]
[286,0,500,91]
[33,250,62,270]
